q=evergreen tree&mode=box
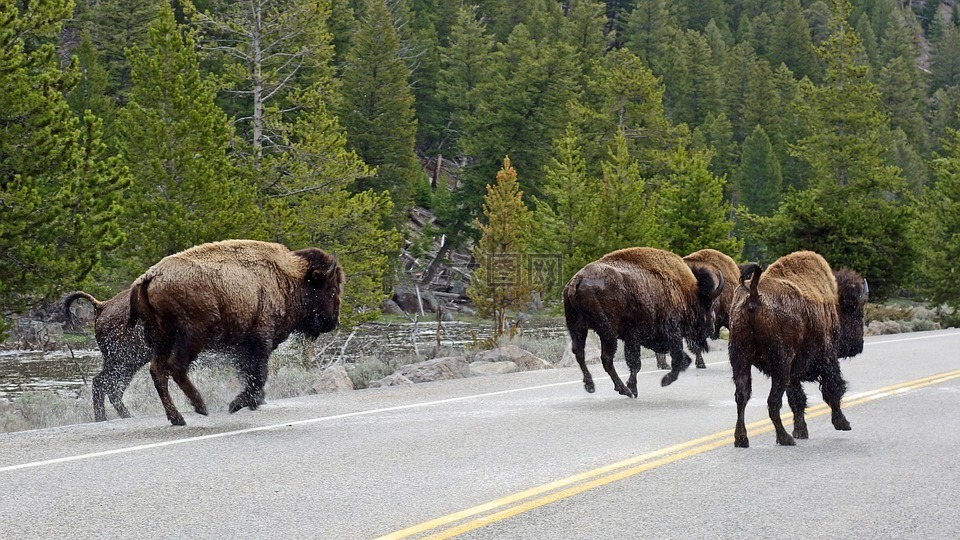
[116,2,264,275]
[917,124,960,320]
[65,30,116,143]
[531,125,597,289]
[722,42,780,143]
[659,145,741,258]
[928,11,960,93]
[664,29,724,128]
[265,87,401,325]
[468,157,533,337]
[561,0,608,84]
[735,125,782,216]
[759,0,914,299]
[1,0,130,335]
[622,0,676,76]
[339,0,423,220]
[587,128,660,256]
[770,0,819,81]
[692,112,736,185]
[878,55,929,155]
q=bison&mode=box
[128,239,344,426]
[563,247,724,397]
[654,249,744,370]
[61,289,260,422]
[728,251,868,448]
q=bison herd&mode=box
[61,240,866,448]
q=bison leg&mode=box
[568,324,594,394]
[169,362,208,417]
[732,356,752,448]
[91,371,110,422]
[660,341,692,387]
[820,360,851,431]
[149,359,185,426]
[767,377,795,446]
[787,380,808,439]
[654,352,669,370]
[230,340,271,413]
[624,339,642,397]
[599,336,633,398]
[695,352,706,369]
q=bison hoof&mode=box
[617,386,636,398]
[695,360,706,369]
[194,404,208,416]
[656,362,669,370]
[833,416,851,431]
[169,414,186,426]
[776,434,796,446]
[793,425,809,439]
[584,381,595,393]
[661,372,679,387]
[734,437,749,448]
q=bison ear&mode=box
[306,255,339,284]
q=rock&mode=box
[368,373,415,388]
[559,336,601,367]
[865,320,900,336]
[312,365,354,393]
[474,345,553,371]
[469,360,519,376]
[396,356,469,383]
[380,298,406,316]
[393,284,440,314]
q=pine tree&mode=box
[770,0,819,81]
[659,145,741,258]
[760,0,914,299]
[468,157,533,337]
[116,2,264,275]
[736,125,782,217]
[263,85,401,325]
[622,0,676,76]
[339,0,423,221]
[1,0,130,335]
[917,124,960,320]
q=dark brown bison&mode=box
[728,251,868,448]
[128,240,344,426]
[61,290,260,422]
[654,249,744,370]
[563,247,724,397]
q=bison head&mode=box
[835,269,868,358]
[686,263,725,354]
[294,248,345,337]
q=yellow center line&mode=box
[377,369,960,540]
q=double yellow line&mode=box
[377,369,960,540]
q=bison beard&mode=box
[127,240,344,426]
[563,247,724,398]
[728,251,868,448]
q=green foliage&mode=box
[339,0,423,220]
[736,125,782,217]
[1,0,130,337]
[115,3,264,276]
[916,125,960,315]
[468,157,533,337]
[659,144,742,258]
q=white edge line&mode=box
[3,331,959,474]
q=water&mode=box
[0,318,568,401]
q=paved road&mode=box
[1,330,958,539]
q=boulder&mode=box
[393,284,440,314]
[368,373,415,388]
[312,365,354,394]
[380,298,406,316]
[474,345,552,371]
[469,360,519,376]
[396,356,469,383]
[559,337,601,367]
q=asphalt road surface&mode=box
[1,329,959,539]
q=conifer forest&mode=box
[3,0,960,338]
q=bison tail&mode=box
[745,264,763,323]
[127,276,153,328]
[61,291,102,329]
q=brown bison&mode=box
[128,239,344,426]
[61,290,259,422]
[654,249,744,370]
[563,247,724,397]
[728,251,868,448]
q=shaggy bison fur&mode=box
[563,247,724,397]
[128,240,344,426]
[728,251,868,448]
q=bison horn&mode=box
[711,271,725,299]
[325,255,339,278]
